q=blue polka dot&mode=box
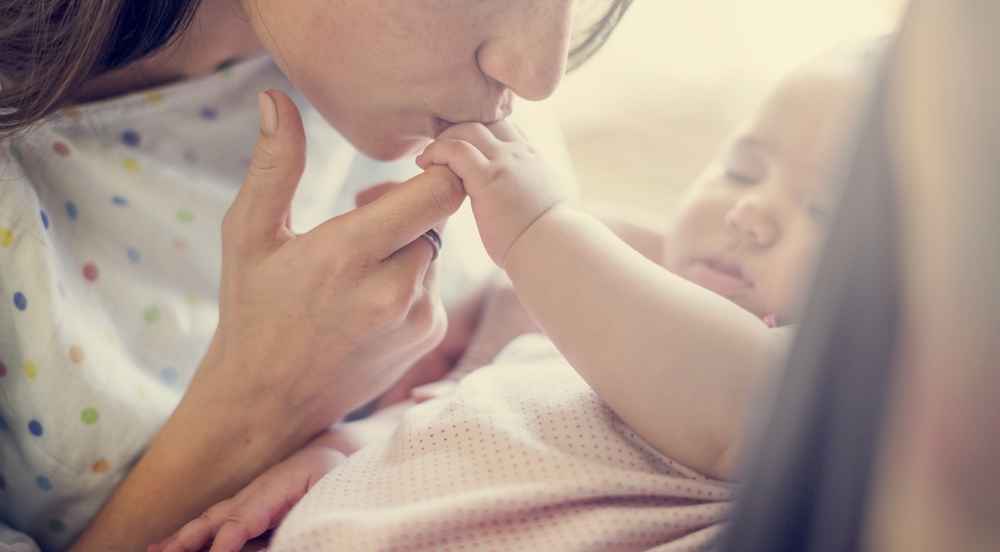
[28,419,42,437]
[40,210,49,229]
[112,195,129,206]
[127,248,141,264]
[13,292,27,311]
[160,366,178,385]
[0,414,8,431]
[36,476,52,491]
[200,107,219,120]
[65,201,78,220]
[122,130,141,147]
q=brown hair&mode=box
[569,0,633,70]
[0,0,201,140]
[0,0,632,141]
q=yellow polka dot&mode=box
[0,228,13,248]
[91,458,110,473]
[186,295,200,307]
[145,90,164,105]
[123,158,141,173]
[105,330,116,346]
[62,107,83,121]
[69,345,85,363]
[24,360,37,379]
[136,385,149,398]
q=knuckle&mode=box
[423,166,465,217]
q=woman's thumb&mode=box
[226,90,307,247]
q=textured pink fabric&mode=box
[271,335,737,552]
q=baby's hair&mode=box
[0,0,633,142]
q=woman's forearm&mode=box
[68,359,305,552]
[504,204,785,480]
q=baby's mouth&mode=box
[689,256,754,297]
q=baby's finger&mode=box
[411,379,459,403]
[436,122,505,156]
[155,499,237,552]
[417,139,491,182]
[484,120,524,143]
[208,489,293,552]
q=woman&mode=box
[0,0,630,549]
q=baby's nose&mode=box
[725,196,780,247]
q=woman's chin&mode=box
[359,136,433,162]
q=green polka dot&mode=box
[9,147,22,164]
[48,519,65,532]
[123,158,141,173]
[81,407,99,425]
[176,209,195,223]
[144,306,160,322]
[146,91,164,105]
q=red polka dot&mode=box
[82,263,99,282]
[0,361,6,377]
[53,142,70,156]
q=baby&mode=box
[154,45,877,552]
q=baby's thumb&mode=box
[226,90,307,249]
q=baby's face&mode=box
[661,68,864,325]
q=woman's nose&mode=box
[476,1,574,101]
[725,195,780,248]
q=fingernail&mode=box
[258,92,278,135]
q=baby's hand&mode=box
[417,121,571,268]
[148,439,346,552]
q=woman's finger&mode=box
[224,90,307,253]
[319,165,464,262]
[356,181,400,208]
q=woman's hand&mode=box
[69,91,465,552]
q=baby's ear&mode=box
[355,181,400,207]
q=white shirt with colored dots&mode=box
[270,334,737,552]
[0,55,499,551]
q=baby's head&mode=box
[661,42,884,326]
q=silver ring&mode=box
[418,228,442,261]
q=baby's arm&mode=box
[418,123,787,480]
[583,199,667,263]
[151,402,410,552]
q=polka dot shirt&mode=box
[0,55,493,551]
[271,334,738,552]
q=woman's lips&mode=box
[689,257,753,297]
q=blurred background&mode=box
[549,0,909,216]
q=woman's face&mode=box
[241,0,575,161]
